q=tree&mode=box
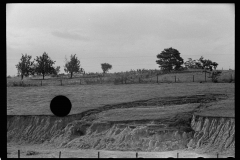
[15,53,35,80]
[64,54,81,79]
[198,56,218,71]
[34,52,56,80]
[184,58,199,69]
[101,63,112,75]
[156,47,184,72]
[211,62,218,70]
[54,66,61,75]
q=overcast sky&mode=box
[7,3,234,76]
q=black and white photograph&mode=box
[6,3,234,158]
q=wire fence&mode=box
[13,149,231,158]
[7,70,235,87]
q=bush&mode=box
[84,78,97,85]
[114,78,122,85]
[11,81,39,87]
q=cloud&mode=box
[52,30,89,41]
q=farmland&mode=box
[7,71,235,158]
[7,82,234,115]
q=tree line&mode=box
[15,47,219,80]
[156,47,219,72]
[16,52,113,80]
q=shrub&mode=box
[114,78,122,85]
[11,81,39,87]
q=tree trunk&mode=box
[21,75,23,80]
[43,74,45,80]
[71,72,73,79]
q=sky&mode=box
[7,3,235,76]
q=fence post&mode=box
[157,74,158,83]
[217,152,219,158]
[193,75,194,82]
[59,151,61,158]
[205,71,206,82]
[41,80,42,86]
[177,153,179,158]
[98,151,100,158]
[61,79,62,86]
[136,152,138,158]
[18,150,20,158]
[175,76,176,83]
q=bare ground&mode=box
[7,143,234,158]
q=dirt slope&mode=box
[7,94,234,157]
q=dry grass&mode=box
[7,83,234,115]
[195,98,235,117]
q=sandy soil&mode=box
[7,143,234,158]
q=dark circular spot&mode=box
[50,95,72,117]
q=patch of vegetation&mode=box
[11,81,39,87]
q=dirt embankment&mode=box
[7,94,234,154]
[188,115,235,154]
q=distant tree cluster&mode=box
[15,47,220,80]
[183,56,218,71]
[156,47,219,72]
[15,52,114,80]
[16,52,84,80]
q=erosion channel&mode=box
[7,94,235,155]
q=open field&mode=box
[7,83,234,115]
[7,78,235,158]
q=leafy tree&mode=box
[53,66,61,75]
[101,63,112,75]
[198,56,218,71]
[64,54,81,78]
[15,53,35,80]
[34,52,56,79]
[211,62,218,70]
[156,47,184,72]
[184,58,198,69]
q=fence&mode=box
[14,150,230,158]
[7,70,234,87]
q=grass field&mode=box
[7,83,234,115]
[96,103,200,122]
